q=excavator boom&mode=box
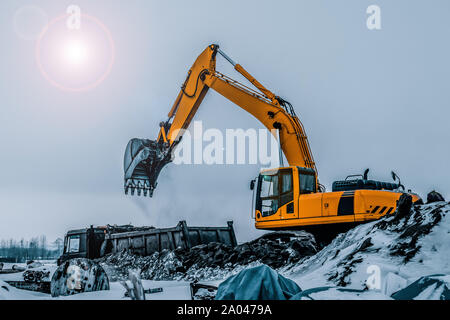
[124,44,316,197]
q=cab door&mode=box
[255,168,295,221]
[278,169,296,219]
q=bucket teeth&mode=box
[124,178,154,197]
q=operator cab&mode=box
[252,167,316,219]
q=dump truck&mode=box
[58,221,237,265]
[123,44,421,238]
[3,221,236,296]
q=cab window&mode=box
[67,235,80,253]
[260,174,278,198]
[259,174,279,217]
[299,172,316,194]
[281,172,293,194]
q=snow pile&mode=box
[99,231,318,282]
[285,200,450,295]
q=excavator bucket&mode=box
[124,138,172,197]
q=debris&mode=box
[427,190,445,204]
[11,265,26,272]
[50,258,109,297]
[23,269,50,283]
[98,231,318,282]
[190,283,218,300]
[121,270,145,300]
[5,280,51,294]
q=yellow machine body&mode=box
[254,166,420,231]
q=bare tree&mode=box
[0,235,63,263]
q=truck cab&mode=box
[58,227,106,265]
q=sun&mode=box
[36,13,115,92]
[62,39,89,66]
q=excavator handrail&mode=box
[213,71,273,104]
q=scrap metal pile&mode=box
[98,231,319,281]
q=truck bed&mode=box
[104,221,237,256]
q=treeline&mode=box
[0,236,63,263]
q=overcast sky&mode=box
[0,0,449,243]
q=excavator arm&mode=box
[124,44,317,197]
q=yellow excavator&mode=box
[123,44,420,236]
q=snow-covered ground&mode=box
[0,279,193,300]
[1,201,449,300]
[283,201,450,296]
[0,261,193,300]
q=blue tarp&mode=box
[215,265,302,300]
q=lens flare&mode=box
[63,39,88,66]
[36,13,115,92]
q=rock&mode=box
[394,193,413,221]
[387,202,444,263]
[357,237,373,252]
[427,191,445,204]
